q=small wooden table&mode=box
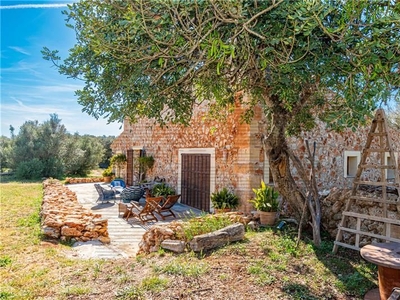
[360,242,400,300]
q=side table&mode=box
[360,242,400,300]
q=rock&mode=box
[189,223,245,252]
[161,239,186,253]
[98,236,111,244]
[42,226,60,239]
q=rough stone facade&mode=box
[287,120,400,191]
[112,102,400,213]
[112,101,262,212]
[41,179,110,243]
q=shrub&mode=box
[15,159,44,180]
[152,183,175,197]
[211,187,239,209]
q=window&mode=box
[385,152,398,180]
[344,151,361,178]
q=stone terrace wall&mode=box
[65,177,105,184]
[41,179,110,243]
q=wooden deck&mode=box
[66,183,201,259]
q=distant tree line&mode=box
[0,114,115,179]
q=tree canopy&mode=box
[43,0,400,245]
[43,0,399,129]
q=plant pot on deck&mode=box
[258,211,277,226]
[103,176,112,183]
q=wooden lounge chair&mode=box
[94,183,116,203]
[124,196,164,224]
[156,194,181,220]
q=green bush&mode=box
[152,183,175,197]
[211,187,239,209]
[15,159,44,180]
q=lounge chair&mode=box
[124,196,164,224]
[94,183,116,202]
[156,194,181,220]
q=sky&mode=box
[0,0,123,137]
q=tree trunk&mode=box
[263,108,321,246]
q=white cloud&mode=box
[0,4,70,10]
[9,46,31,56]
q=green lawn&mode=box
[0,181,378,299]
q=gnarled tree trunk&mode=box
[263,108,321,246]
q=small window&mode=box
[385,152,398,180]
[344,151,361,178]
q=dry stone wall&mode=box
[138,212,253,254]
[41,179,110,243]
[321,187,400,245]
[65,177,105,184]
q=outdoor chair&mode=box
[156,194,181,220]
[111,178,126,188]
[110,179,126,193]
[123,196,164,224]
[94,183,116,203]
[120,185,144,203]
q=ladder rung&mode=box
[333,241,360,251]
[365,149,391,153]
[369,133,388,137]
[354,181,399,187]
[342,211,400,225]
[360,164,396,169]
[349,196,398,204]
[338,226,400,243]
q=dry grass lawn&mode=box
[0,181,378,299]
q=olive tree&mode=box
[43,0,400,245]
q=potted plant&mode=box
[151,183,175,197]
[138,155,155,181]
[102,167,114,183]
[211,187,239,213]
[110,153,127,178]
[249,180,280,225]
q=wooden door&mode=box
[180,153,211,211]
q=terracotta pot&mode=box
[258,211,277,225]
[103,176,112,183]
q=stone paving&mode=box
[65,183,201,259]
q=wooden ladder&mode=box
[333,109,400,253]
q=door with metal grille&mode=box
[180,153,211,211]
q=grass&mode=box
[0,181,379,299]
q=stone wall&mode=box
[138,212,253,254]
[41,179,110,243]
[286,120,400,191]
[65,177,105,184]
[112,101,262,212]
[112,101,400,213]
[321,187,400,245]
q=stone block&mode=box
[189,223,245,252]
[161,239,186,253]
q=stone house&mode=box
[111,102,400,214]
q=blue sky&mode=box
[0,0,123,137]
